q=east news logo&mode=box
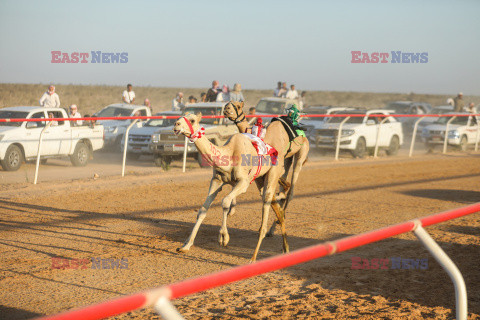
[51,51,128,63]
[351,51,428,63]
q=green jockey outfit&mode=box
[286,104,306,137]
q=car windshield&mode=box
[96,106,132,117]
[435,116,469,125]
[183,107,222,125]
[255,100,285,114]
[327,112,365,124]
[0,111,29,127]
[302,108,328,121]
[385,103,410,114]
[145,117,179,127]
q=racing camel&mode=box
[173,112,288,262]
[223,101,309,235]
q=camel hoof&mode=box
[176,246,189,253]
[218,233,230,247]
[228,208,235,216]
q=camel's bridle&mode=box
[226,102,246,124]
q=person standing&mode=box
[172,92,184,111]
[144,98,152,113]
[230,83,245,102]
[286,84,299,100]
[467,102,477,114]
[122,84,135,104]
[273,81,282,97]
[206,80,220,102]
[278,82,288,98]
[216,85,230,102]
[298,91,307,110]
[39,85,61,108]
[453,92,464,112]
[69,104,83,126]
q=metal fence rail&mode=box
[37,202,480,320]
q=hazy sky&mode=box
[0,0,479,94]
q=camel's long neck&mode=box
[191,134,231,167]
[234,117,249,133]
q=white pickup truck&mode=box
[313,109,404,158]
[421,112,479,151]
[0,106,104,171]
[95,103,152,150]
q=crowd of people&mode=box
[37,84,477,124]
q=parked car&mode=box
[382,101,432,136]
[149,102,238,167]
[421,112,479,151]
[301,106,355,143]
[254,97,298,124]
[124,111,181,160]
[95,103,152,150]
[0,106,104,171]
[416,105,454,135]
[313,109,404,158]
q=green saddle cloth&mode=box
[296,129,306,137]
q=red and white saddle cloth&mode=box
[242,133,278,183]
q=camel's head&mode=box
[223,101,244,121]
[173,112,202,137]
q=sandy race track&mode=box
[0,154,479,319]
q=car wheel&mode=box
[459,135,468,152]
[154,155,172,170]
[351,137,366,158]
[1,145,23,171]
[70,142,89,167]
[386,135,400,156]
[425,142,435,153]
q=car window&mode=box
[49,111,65,125]
[139,109,147,117]
[183,107,221,125]
[0,111,29,127]
[29,111,46,128]
[97,106,132,117]
[255,100,285,114]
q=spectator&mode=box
[286,84,299,100]
[248,107,257,125]
[467,102,477,114]
[200,92,207,102]
[230,83,245,102]
[69,104,83,126]
[298,91,307,110]
[446,98,454,106]
[453,92,464,112]
[278,82,288,98]
[122,84,135,104]
[48,112,58,126]
[144,98,152,113]
[172,92,184,111]
[39,85,61,108]
[273,81,282,97]
[205,80,220,102]
[186,95,197,106]
[216,85,230,102]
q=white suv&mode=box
[421,112,479,151]
[314,110,404,158]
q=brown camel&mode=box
[173,113,288,262]
[223,101,310,234]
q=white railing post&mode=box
[409,116,425,157]
[475,116,479,152]
[122,118,139,177]
[154,296,184,320]
[443,116,456,154]
[335,116,350,161]
[414,225,467,320]
[182,136,188,173]
[374,117,389,158]
[33,121,52,185]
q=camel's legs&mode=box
[219,179,249,247]
[250,170,287,263]
[228,197,236,216]
[277,157,293,201]
[177,177,224,252]
[282,141,309,212]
